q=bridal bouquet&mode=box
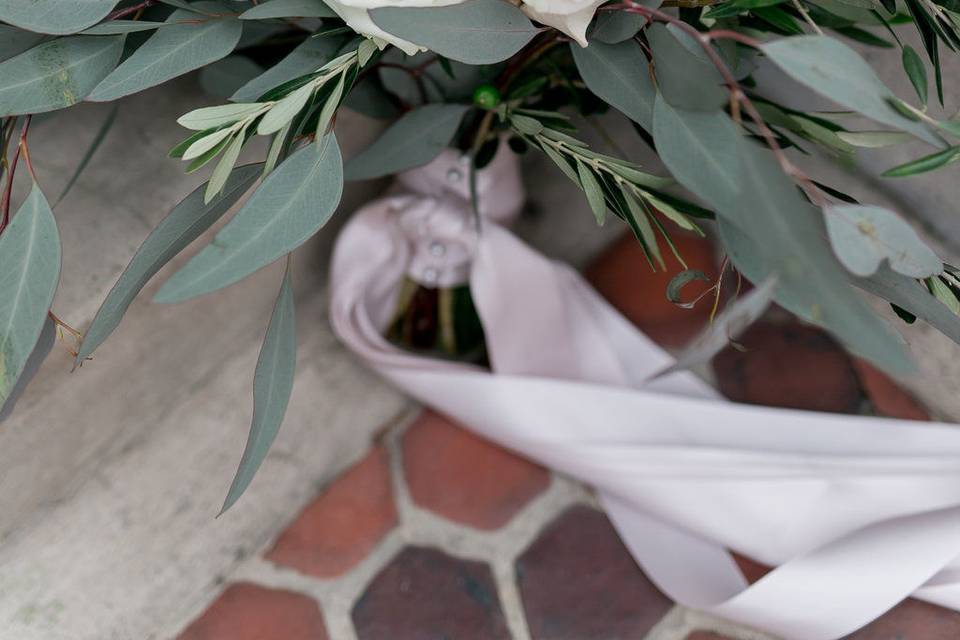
[3,0,960,514]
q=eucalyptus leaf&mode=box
[825,204,942,278]
[82,20,167,35]
[760,35,941,145]
[0,185,62,408]
[0,0,119,35]
[655,96,913,375]
[77,165,262,363]
[200,55,264,99]
[220,266,296,514]
[344,104,468,180]
[572,39,656,131]
[655,276,778,378]
[0,317,55,422]
[155,136,343,302]
[371,0,537,64]
[232,36,342,102]
[0,35,124,117]
[647,23,727,111]
[240,0,337,19]
[0,26,44,62]
[591,12,645,43]
[88,7,243,102]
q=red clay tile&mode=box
[352,546,509,639]
[586,231,718,347]
[712,322,863,413]
[402,410,549,530]
[516,505,673,639]
[843,598,960,638]
[852,358,930,421]
[686,633,736,640]
[731,552,772,584]
[177,583,328,640]
[266,446,396,578]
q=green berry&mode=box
[473,84,501,110]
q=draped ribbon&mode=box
[329,146,960,640]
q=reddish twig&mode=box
[0,116,31,234]
[107,0,157,20]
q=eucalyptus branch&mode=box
[1,115,32,234]
[615,1,827,205]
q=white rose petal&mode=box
[521,0,607,46]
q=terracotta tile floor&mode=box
[177,231,954,640]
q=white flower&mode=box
[520,0,607,46]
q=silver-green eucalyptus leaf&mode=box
[647,23,727,111]
[232,36,342,102]
[220,265,297,514]
[88,7,243,102]
[240,0,336,19]
[82,20,167,35]
[0,185,62,408]
[0,317,55,422]
[760,35,941,145]
[571,39,656,131]
[155,136,343,302]
[77,165,262,363]
[344,104,468,180]
[0,35,124,117]
[371,0,537,64]
[824,204,942,278]
[0,26,44,62]
[0,0,119,34]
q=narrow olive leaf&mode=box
[205,132,246,203]
[344,104,468,180]
[902,45,928,106]
[654,276,778,378]
[511,114,543,135]
[371,0,537,64]
[77,165,262,363]
[835,130,911,147]
[622,190,665,269]
[647,23,727,112]
[825,204,942,278]
[882,145,960,176]
[316,73,345,137]
[220,265,296,514]
[232,37,342,102]
[88,6,243,102]
[0,185,62,408]
[760,36,941,145]
[240,0,336,19]
[571,39,656,130]
[540,143,580,182]
[182,127,237,161]
[666,269,710,306]
[155,136,343,303]
[55,103,118,206]
[576,161,607,225]
[0,36,124,117]
[82,20,166,35]
[929,276,960,314]
[0,0,118,34]
[257,82,315,135]
[0,317,55,422]
[178,103,265,131]
[264,122,291,175]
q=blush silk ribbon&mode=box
[329,146,960,640]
